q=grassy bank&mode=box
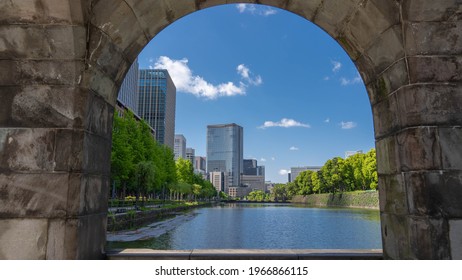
[291,191,379,209]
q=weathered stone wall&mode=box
[292,191,379,209]
[0,0,111,259]
[0,0,461,259]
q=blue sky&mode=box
[137,4,375,183]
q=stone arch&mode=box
[0,0,461,259]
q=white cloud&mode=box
[279,169,289,176]
[258,118,310,129]
[237,4,248,13]
[271,157,276,161]
[289,146,299,151]
[237,64,262,86]
[324,118,330,123]
[260,158,267,162]
[263,9,277,16]
[340,121,357,129]
[340,72,362,86]
[323,76,330,81]
[331,60,342,73]
[236,4,277,16]
[153,56,262,100]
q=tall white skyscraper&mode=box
[174,134,186,160]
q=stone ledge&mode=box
[106,249,383,260]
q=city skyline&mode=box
[137,4,375,183]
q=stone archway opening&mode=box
[1,0,461,259]
[107,3,380,252]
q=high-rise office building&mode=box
[207,123,243,188]
[174,134,186,160]
[345,150,363,158]
[116,58,156,137]
[242,158,265,193]
[210,171,228,193]
[186,148,195,167]
[138,69,176,149]
[243,159,258,175]
[289,166,322,182]
[117,58,139,114]
[194,156,206,173]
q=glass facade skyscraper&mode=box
[138,69,176,149]
[117,58,139,113]
[207,123,243,188]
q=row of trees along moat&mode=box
[247,148,378,202]
[110,111,216,204]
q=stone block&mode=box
[344,0,399,55]
[196,0,227,10]
[0,173,69,218]
[439,127,462,170]
[449,219,462,260]
[67,173,110,216]
[84,93,114,138]
[285,0,323,21]
[354,54,376,84]
[408,56,462,84]
[0,219,48,259]
[46,219,66,259]
[380,213,411,259]
[405,171,442,216]
[364,25,404,75]
[375,135,400,175]
[366,58,409,105]
[405,21,462,56]
[397,127,442,171]
[0,0,86,25]
[395,85,462,128]
[123,0,170,39]
[405,171,462,217]
[81,67,118,107]
[0,25,86,59]
[18,60,84,86]
[86,25,126,81]
[0,60,20,86]
[91,0,148,61]
[74,214,107,259]
[403,0,462,22]
[371,94,400,138]
[5,85,86,129]
[378,174,407,215]
[54,129,84,172]
[0,87,16,127]
[313,0,362,38]
[408,216,450,259]
[82,132,112,175]
[0,128,55,172]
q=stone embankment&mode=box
[291,191,379,209]
[107,203,209,231]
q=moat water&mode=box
[107,203,382,250]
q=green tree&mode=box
[135,161,156,205]
[110,114,134,198]
[247,190,266,201]
[272,184,289,202]
[362,149,378,190]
